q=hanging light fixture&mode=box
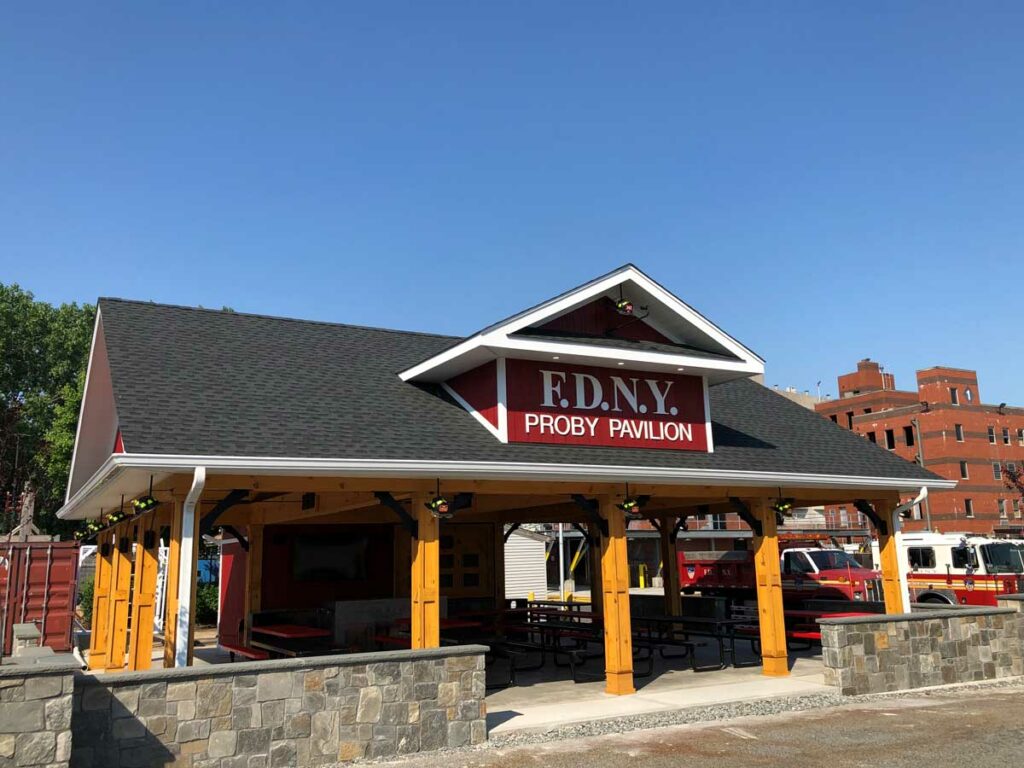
[616,484,648,519]
[771,490,794,526]
[425,480,453,519]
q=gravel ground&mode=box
[361,677,1024,767]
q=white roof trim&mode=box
[399,265,764,383]
[57,452,957,521]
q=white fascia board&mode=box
[66,309,104,502]
[399,266,764,383]
[57,451,958,520]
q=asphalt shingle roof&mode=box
[98,298,938,483]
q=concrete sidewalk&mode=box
[487,654,828,734]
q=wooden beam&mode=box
[87,530,114,671]
[163,498,184,668]
[410,493,440,649]
[598,496,634,695]
[874,498,905,614]
[245,524,263,645]
[751,498,789,677]
[127,512,160,671]
[104,522,133,671]
[658,517,682,616]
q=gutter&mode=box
[58,452,958,521]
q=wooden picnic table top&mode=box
[633,615,750,628]
[252,624,332,640]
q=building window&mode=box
[1018,428,1024,446]
[903,425,915,447]
[1008,462,1017,474]
[966,387,973,402]
[950,387,959,405]
[959,461,969,479]
[1003,427,1011,445]
[1015,499,1021,519]
[839,507,849,527]
[993,462,1002,481]
[710,513,726,531]
[998,499,1007,519]
[846,411,854,429]
[955,424,965,442]
[885,429,896,450]
[867,431,877,443]
[830,414,838,424]
[965,498,974,518]
[988,426,996,444]
[864,408,872,414]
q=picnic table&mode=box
[392,617,483,631]
[252,624,332,639]
[634,615,750,670]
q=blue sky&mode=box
[3,3,1023,402]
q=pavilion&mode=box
[59,264,952,695]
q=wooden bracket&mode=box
[200,489,250,537]
[503,522,522,543]
[854,499,888,536]
[671,517,688,541]
[375,492,418,538]
[571,495,608,538]
[221,525,249,552]
[728,497,763,537]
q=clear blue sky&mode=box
[3,3,1023,402]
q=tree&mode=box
[0,284,94,536]
[1005,464,1024,514]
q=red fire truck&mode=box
[678,545,883,603]
[871,533,1024,607]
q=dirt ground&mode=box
[377,683,1024,768]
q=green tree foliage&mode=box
[0,284,95,536]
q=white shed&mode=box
[504,528,549,600]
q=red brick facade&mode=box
[816,361,1024,535]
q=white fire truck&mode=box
[871,532,1024,606]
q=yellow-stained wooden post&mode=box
[659,518,682,617]
[411,493,440,648]
[751,498,789,677]
[599,496,634,695]
[874,498,906,614]
[104,523,133,671]
[127,512,161,671]
[87,529,114,670]
[245,523,264,645]
[163,498,184,668]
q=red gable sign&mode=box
[504,359,710,451]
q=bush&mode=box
[77,576,94,627]
[195,583,219,625]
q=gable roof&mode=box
[56,296,946,515]
[398,264,765,385]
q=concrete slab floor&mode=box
[486,646,827,734]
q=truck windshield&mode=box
[980,543,1024,573]
[805,550,864,571]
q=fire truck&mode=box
[678,544,883,603]
[872,532,1024,606]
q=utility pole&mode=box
[911,418,932,530]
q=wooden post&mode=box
[127,512,161,671]
[244,523,264,645]
[588,522,603,618]
[163,498,184,668]
[659,518,682,617]
[599,496,634,695]
[410,493,440,649]
[751,498,789,677]
[874,498,905,614]
[87,529,114,671]
[104,523,133,671]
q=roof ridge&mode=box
[97,297,461,341]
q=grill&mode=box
[864,578,883,602]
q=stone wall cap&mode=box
[996,593,1024,602]
[818,607,1017,625]
[0,657,81,678]
[75,644,490,686]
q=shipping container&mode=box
[0,541,79,657]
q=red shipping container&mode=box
[0,541,79,657]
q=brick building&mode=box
[816,359,1024,535]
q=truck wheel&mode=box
[919,595,953,606]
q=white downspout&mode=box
[175,466,206,667]
[893,487,929,612]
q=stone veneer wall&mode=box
[70,645,488,767]
[819,596,1024,696]
[0,660,78,768]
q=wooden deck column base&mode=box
[760,655,790,677]
[605,670,636,696]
